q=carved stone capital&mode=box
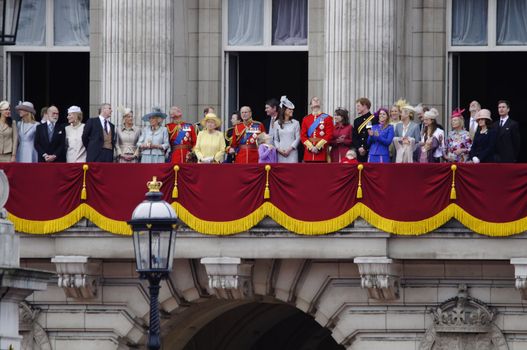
[200,257,254,300]
[511,258,527,300]
[51,256,100,299]
[354,257,401,300]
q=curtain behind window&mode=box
[272,0,307,45]
[54,0,89,46]
[228,0,263,45]
[17,0,46,45]
[497,0,527,45]
[452,0,487,46]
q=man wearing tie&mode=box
[34,105,66,162]
[493,100,520,163]
[465,100,481,140]
[82,103,116,162]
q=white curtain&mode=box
[228,0,263,45]
[54,0,89,46]
[451,0,487,46]
[272,0,307,45]
[497,0,527,45]
[16,0,46,45]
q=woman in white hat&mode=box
[274,96,300,163]
[15,101,38,163]
[418,108,442,163]
[65,106,87,163]
[137,108,170,163]
[194,113,225,163]
[392,105,421,163]
[468,109,496,163]
[0,101,18,162]
[115,107,141,163]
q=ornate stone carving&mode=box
[510,258,527,300]
[354,257,401,300]
[419,285,508,350]
[19,302,51,350]
[200,257,254,300]
[51,256,100,299]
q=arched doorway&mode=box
[162,301,344,350]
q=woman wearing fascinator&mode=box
[273,95,300,163]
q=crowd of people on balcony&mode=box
[0,96,520,164]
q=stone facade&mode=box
[15,220,527,349]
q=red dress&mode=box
[228,120,266,163]
[329,123,353,162]
[167,121,197,163]
[300,113,334,162]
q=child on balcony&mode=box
[258,133,277,163]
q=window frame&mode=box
[447,0,527,52]
[222,0,309,52]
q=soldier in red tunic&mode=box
[227,106,265,163]
[166,106,197,163]
[300,97,334,162]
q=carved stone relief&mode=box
[20,302,51,350]
[419,285,508,350]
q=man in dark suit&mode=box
[34,105,66,162]
[263,98,279,141]
[494,100,520,163]
[82,103,116,162]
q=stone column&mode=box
[0,171,53,350]
[324,0,398,114]
[97,0,174,125]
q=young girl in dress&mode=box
[258,132,277,163]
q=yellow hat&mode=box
[201,113,221,128]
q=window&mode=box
[451,0,487,46]
[16,0,89,47]
[449,0,527,50]
[225,0,307,50]
[497,0,527,45]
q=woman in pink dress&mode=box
[329,108,353,162]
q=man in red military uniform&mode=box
[166,105,197,163]
[227,105,265,163]
[301,97,334,162]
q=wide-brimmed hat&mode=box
[142,107,167,121]
[200,113,221,128]
[0,101,9,111]
[15,101,36,115]
[475,109,492,121]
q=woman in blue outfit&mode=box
[367,108,394,163]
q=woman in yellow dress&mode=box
[194,113,225,163]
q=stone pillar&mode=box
[0,171,53,350]
[324,0,398,114]
[98,0,174,125]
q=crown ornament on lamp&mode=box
[147,177,162,192]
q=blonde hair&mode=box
[257,132,270,145]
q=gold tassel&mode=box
[356,164,364,199]
[264,165,271,199]
[172,165,180,199]
[81,164,88,200]
[450,164,457,200]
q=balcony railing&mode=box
[0,162,525,236]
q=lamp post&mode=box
[0,0,23,45]
[129,177,178,350]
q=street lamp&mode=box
[0,0,23,45]
[129,176,178,350]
